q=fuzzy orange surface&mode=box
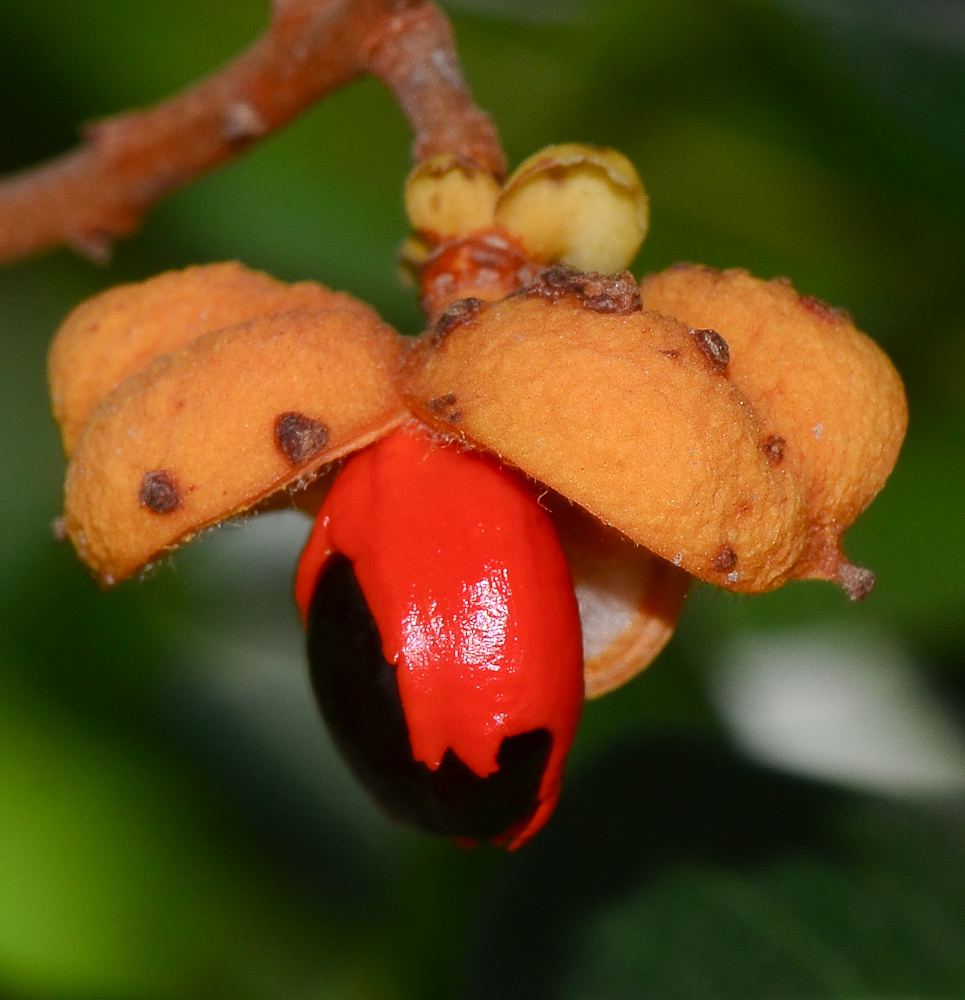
[404,277,809,593]
[64,308,406,584]
[50,262,368,454]
[641,264,907,596]
[49,254,907,698]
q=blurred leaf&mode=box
[0,647,381,1000]
[467,735,965,999]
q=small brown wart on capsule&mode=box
[712,545,739,572]
[761,435,786,464]
[274,412,331,466]
[139,469,182,514]
[690,328,730,371]
[522,265,642,315]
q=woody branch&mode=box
[0,0,505,266]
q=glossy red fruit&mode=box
[295,423,584,848]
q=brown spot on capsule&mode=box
[522,265,642,314]
[837,561,876,601]
[690,328,730,371]
[426,393,462,425]
[274,412,330,466]
[761,435,786,464]
[139,470,181,514]
[799,294,851,325]
[712,545,738,572]
[431,297,484,345]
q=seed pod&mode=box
[641,265,908,597]
[64,308,407,584]
[405,272,809,592]
[49,262,366,454]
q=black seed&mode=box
[307,554,551,840]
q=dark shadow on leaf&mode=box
[465,732,846,1000]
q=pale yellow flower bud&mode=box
[404,155,500,239]
[495,143,648,272]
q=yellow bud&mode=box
[404,155,500,239]
[495,143,649,272]
[397,234,432,288]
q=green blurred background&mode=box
[2,0,964,996]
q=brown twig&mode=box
[0,0,505,266]
[362,3,505,173]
